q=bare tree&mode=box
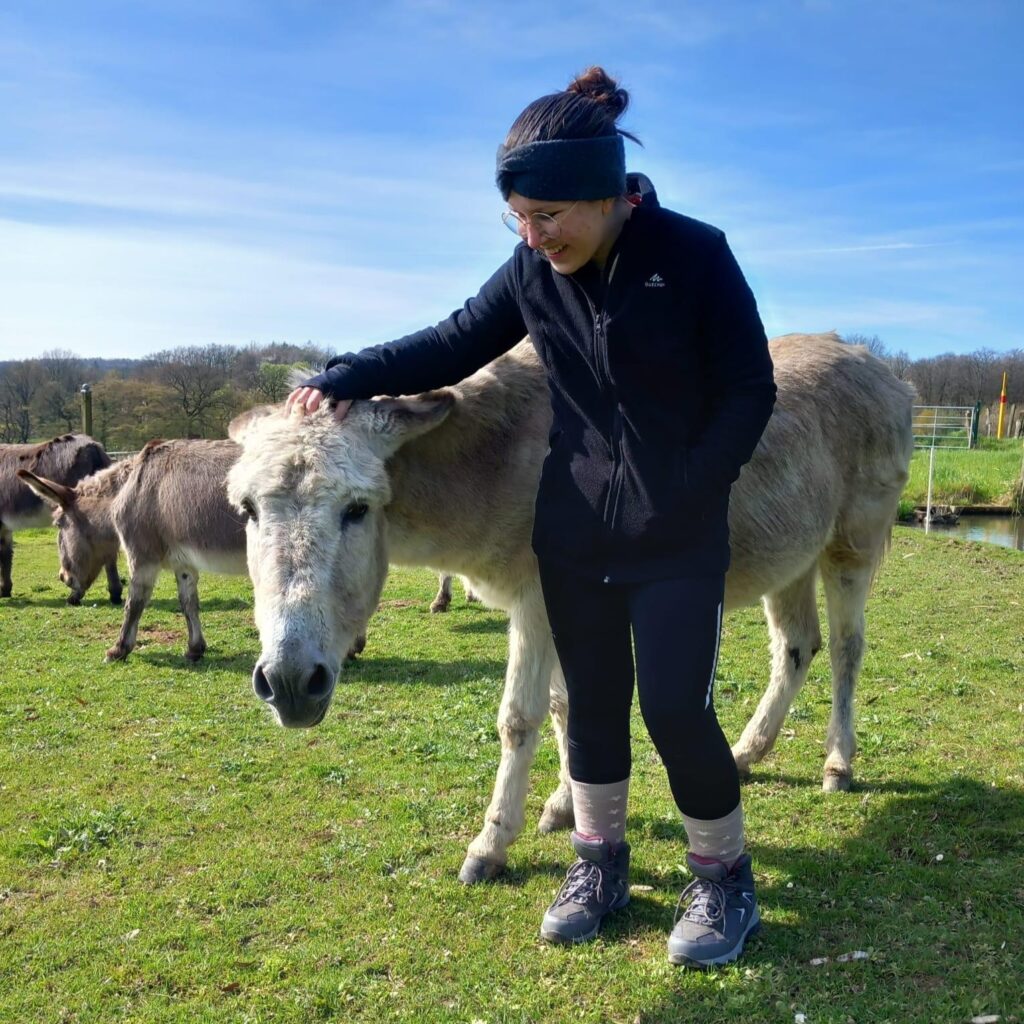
[36,348,86,433]
[841,333,890,359]
[888,349,912,382]
[0,360,45,441]
[146,345,235,437]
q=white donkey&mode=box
[227,333,914,884]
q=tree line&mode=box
[1,336,1022,447]
[845,334,1024,410]
[0,342,331,448]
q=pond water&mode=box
[899,514,1024,551]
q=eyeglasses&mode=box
[501,201,579,241]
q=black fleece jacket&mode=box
[303,204,776,582]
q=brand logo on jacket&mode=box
[645,273,666,288]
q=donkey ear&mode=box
[357,391,455,455]
[228,404,279,443]
[17,469,78,509]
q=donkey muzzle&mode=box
[252,652,338,728]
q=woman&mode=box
[287,67,775,967]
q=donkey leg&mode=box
[175,569,207,662]
[0,527,12,598]
[538,660,575,833]
[460,580,553,884]
[732,566,822,777]
[105,558,123,605]
[819,556,875,792]
[430,572,452,613]
[105,562,158,662]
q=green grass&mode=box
[903,437,1024,506]
[1,528,1022,1023]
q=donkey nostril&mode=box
[253,664,274,702]
[306,662,334,700]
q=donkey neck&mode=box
[382,342,548,576]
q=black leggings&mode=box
[539,562,740,821]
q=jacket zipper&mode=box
[571,254,625,531]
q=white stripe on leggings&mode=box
[704,600,723,710]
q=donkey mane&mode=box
[73,456,138,501]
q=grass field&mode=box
[903,437,1024,508]
[1,527,1022,1024]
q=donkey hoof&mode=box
[458,856,504,884]
[429,600,449,614]
[110,595,123,606]
[822,770,851,793]
[538,806,574,834]
[105,646,128,663]
[66,594,82,607]
[185,647,206,663]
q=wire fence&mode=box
[912,405,976,451]
[912,405,977,534]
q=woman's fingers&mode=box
[285,386,322,415]
[284,386,306,414]
[284,387,350,421]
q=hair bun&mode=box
[566,66,629,119]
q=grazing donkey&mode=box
[431,572,481,613]
[227,333,914,884]
[20,439,247,662]
[1,433,121,603]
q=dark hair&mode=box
[504,66,641,149]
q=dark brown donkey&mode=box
[1,433,121,603]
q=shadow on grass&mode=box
[742,767,957,797]
[134,596,252,612]
[447,618,509,635]
[341,657,508,688]
[133,650,256,672]
[617,775,1023,1022]
[0,594,98,609]
[1,594,249,613]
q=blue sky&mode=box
[1,0,1021,361]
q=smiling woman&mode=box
[282,65,776,967]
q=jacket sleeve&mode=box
[301,257,526,400]
[685,233,777,493]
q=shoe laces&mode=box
[675,876,726,927]
[552,859,605,907]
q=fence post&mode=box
[80,384,93,436]
[972,402,981,446]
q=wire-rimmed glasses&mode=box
[501,201,579,240]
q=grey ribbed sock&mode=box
[570,778,629,845]
[682,802,745,867]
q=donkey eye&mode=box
[241,499,258,523]
[342,502,368,527]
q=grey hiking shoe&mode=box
[540,832,630,944]
[667,852,760,967]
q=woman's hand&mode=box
[285,386,351,422]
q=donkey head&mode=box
[17,470,119,605]
[226,393,453,728]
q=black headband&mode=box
[495,135,626,201]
